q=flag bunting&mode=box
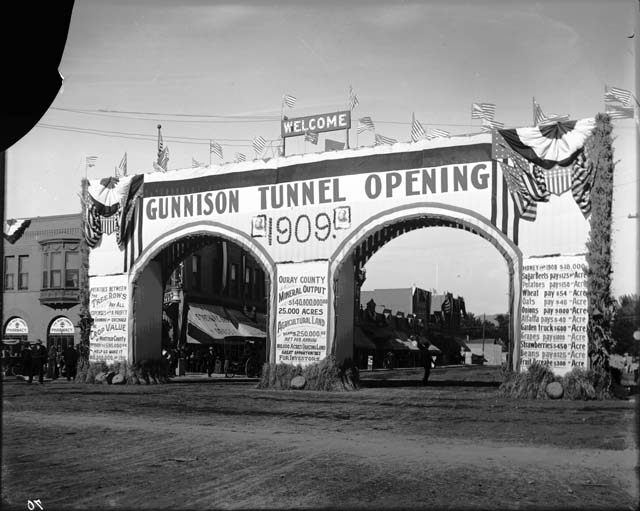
[357,116,375,134]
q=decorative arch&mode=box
[329,202,523,369]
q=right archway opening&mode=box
[330,205,523,373]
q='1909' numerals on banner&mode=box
[251,207,351,246]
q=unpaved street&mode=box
[2,377,638,510]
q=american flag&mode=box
[430,128,450,138]
[604,85,632,106]
[349,85,359,110]
[283,94,296,108]
[304,131,318,145]
[86,156,98,168]
[481,118,505,132]
[411,116,427,142]
[192,157,204,168]
[210,140,223,159]
[157,129,164,161]
[605,103,634,119]
[374,133,397,145]
[117,152,127,176]
[235,153,246,163]
[159,146,169,170]
[357,116,375,134]
[471,102,496,121]
[253,136,266,156]
[570,152,593,217]
[534,98,569,125]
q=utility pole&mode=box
[482,313,486,358]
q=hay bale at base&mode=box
[258,356,359,391]
[291,375,306,389]
[112,373,126,385]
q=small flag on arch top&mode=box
[605,103,634,119]
[411,115,427,142]
[604,85,632,106]
[304,131,319,145]
[117,152,127,176]
[357,116,375,134]
[283,94,296,108]
[235,152,246,163]
[471,102,496,121]
[349,85,359,110]
[430,128,450,138]
[210,140,223,160]
[86,156,98,168]
[533,98,569,126]
[481,118,504,132]
[252,136,267,156]
[374,133,397,146]
[192,157,204,168]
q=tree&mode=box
[611,294,640,356]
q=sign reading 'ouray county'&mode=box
[281,111,351,138]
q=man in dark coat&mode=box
[63,344,78,381]
[205,347,216,378]
[21,343,32,379]
[30,340,47,384]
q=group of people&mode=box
[19,341,79,384]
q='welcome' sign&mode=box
[281,111,350,138]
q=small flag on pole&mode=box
[158,146,169,170]
[235,152,246,163]
[325,139,345,151]
[117,152,127,176]
[210,141,223,159]
[86,156,98,168]
[533,98,569,125]
[252,136,267,156]
[192,157,204,168]
[481,118,504,132]
[430,128,450,138]
[604,85,632,106]
[471,103,496,121]
[349,85,359,110]
[411,115,427,142]
[304,131,319,145]
[357,116,375,134]
[283,94,297,108]
[374,133,397,145]
[605,103,634,119]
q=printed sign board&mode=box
[520,254,589,375]
[275,261,329,366]
[49,317,75,335]
[89,274,129,362]
[5,318,28,335]
[281,111,350,138]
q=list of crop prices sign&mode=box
[89,274,129,362]
[520,255,588,375]
[275,261,329,366]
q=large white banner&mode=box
[275,261,329,366]
[520,254,588,375]
[89,274,129,362]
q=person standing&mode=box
[30,340,47,384]
[47,345,58,379]
[21,343,32,379]
[417,339,432,386]
[205,347,216,378]
[63,344,78,381]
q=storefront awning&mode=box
[224,307,266,338]
[187,303,241,339]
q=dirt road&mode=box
[2,378,637,510]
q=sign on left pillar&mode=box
[275,260,330,366]
[89,274,130,363]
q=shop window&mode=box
[192,254,201,290]
[244,266,252,297]
[18,255,29,290]
[230,264,238,296]
[65,252,79,288]
[4,256,15,290]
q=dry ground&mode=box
[1,370,638,511]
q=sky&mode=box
[5,0,638,315]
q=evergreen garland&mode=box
[584,114,616,370]
[78,178,93,364]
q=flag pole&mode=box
[532,97,536,126]
[209,139,212,166]
[280,97,286,157]
[157,124,162,165]
[346,87,350,149]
